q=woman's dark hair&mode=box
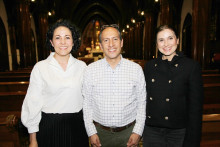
[46,19,81,53]
[155,24,179,41]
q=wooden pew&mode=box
[202,69,219,74]
[203,83,220,104]
[203,83,220,114]
[0,71,31,76]
[202,73,220,114]
[201,114,220,146]
[16,67,33,72]
[203,104,220,114]
[0,92,26,112]
[0,111,28,147]
[0,82,29,92]
[0,75,30,82]
[0,92,26,146]
[202,82,220,146]
[202,74,220,84]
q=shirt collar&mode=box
[47,52,76,69]
[103,54,123,68]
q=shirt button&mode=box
[152,79,155,82]
[166,98,170,102]
[168,80,172,83]
[155,64,157,67]
[165,116,169,120]
[148,116,151,119]
[175,64,178,67]
[150,97,153,100]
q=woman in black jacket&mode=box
[143,25,203,147]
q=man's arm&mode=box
[127,66,146,146]
[82,67,98,137]
[132,66,146,136]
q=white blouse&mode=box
[21,52,87,133]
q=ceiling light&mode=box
[48,12,52,16]
[131,18,135,23]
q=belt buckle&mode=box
[110,126,117,133]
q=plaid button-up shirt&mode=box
[82,56,146,137]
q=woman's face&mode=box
[156,28,179,61]
[50,26,73,57]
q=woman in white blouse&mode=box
[21,19,89,147]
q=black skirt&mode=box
[37,110,89,147]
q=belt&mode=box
[93,121,135,133]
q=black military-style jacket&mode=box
[144,52,203,146]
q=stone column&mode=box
[16,0,32,68]
[36,13,49,61]
[144,11,155,60]
[159,0,173,25]
[192,0,210,68]
[134,22,144,59]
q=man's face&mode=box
[100,27,123,62]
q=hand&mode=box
[90,134,101,147]
[127,133,140,147]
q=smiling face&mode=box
[50,26,73,58]
[157,28,179,61]
[100,27,123,63]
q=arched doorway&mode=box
[0,18,9,71]
[182,13,192,58]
